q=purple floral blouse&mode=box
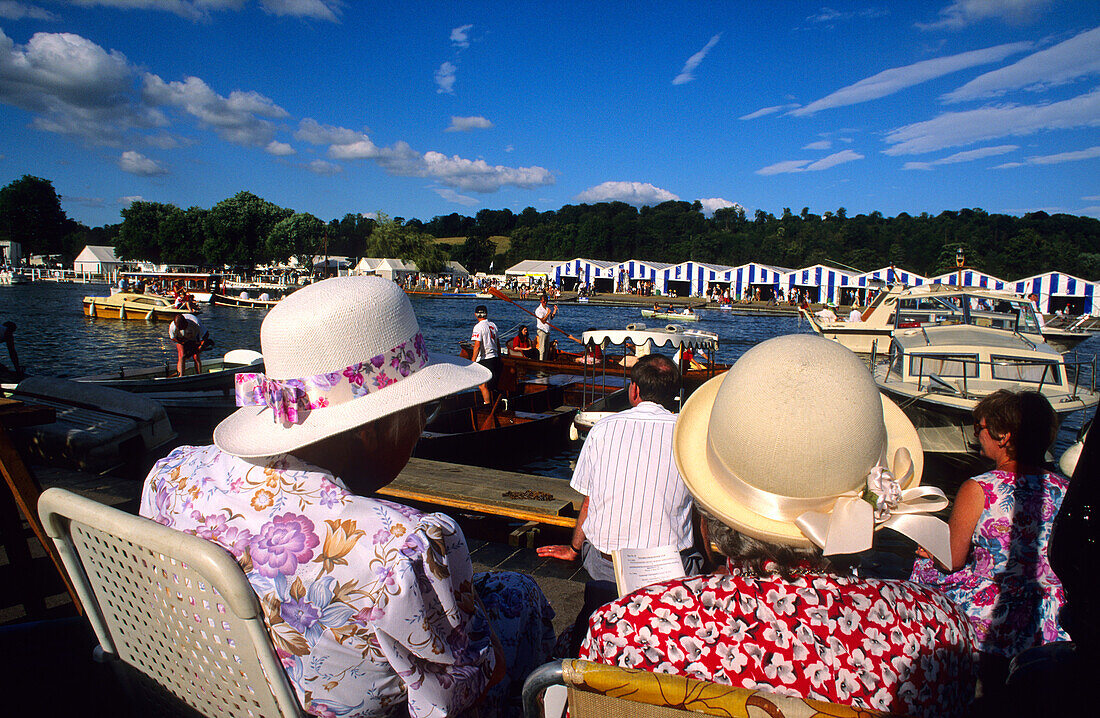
[139,444,497,717]
[910,469,1070,657]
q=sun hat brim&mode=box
[674,372,924,547]
[214,354,490,458]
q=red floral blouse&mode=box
[580,570,977,718]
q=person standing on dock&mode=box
[168,313,210,377]
[535,293,557,360]
[140,277,555,717]
[537,354,701,582]
[470,304,501,405]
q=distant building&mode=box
[0,240,23,266]
[74,245,122,276]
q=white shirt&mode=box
[470,319,499,360]
[570,401,694,553]
[535,303,553,332]
[848,309,863,323]
[168,313,204,342]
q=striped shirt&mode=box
[570,401,694,553]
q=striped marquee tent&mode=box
[928,268,1008,291]
[1012,271,1098,315]
[719,263,791,301]
[551,258,617,291]
[855,265,928,288]
[661,261,733,297]
[780,264,858,304]
[610,259,673,292]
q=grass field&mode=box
[434,235,511,254]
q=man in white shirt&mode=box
[537,354,700,582]
[469,304,500,405]
[168,312,209,377]
[534,293,557,360]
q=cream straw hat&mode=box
[215,276,490,458]
[675,334,950,564]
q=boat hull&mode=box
[641,309,699,322]
[211,292,281,308]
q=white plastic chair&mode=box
[38,487,303,717]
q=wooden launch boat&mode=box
[83,292,195,321]
[413,373,626,469]
[640,309,700,322]
[211,292,282,308]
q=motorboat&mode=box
[120,271,224,303]
[641,308,700,322]
[3,376,176,478]
[803,283,1092,354]
[211,291,282,308]
[871,292,1098,454]
[73,350,262,430]
[83,291,196,321]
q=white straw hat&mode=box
[675,334,938,554]
[215,276,490,458]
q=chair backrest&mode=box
[38,487,302,717]
[523,659,897,718]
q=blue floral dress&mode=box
[139,445,555,718]
[909,469,1069,657]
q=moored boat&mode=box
[120,271,224,303]
[83,291,196,321]
[211,291,282,308]
[640,308,700,322]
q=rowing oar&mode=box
[486,287,584,345]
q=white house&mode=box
[73,245,123,277]
[0,241,23,266]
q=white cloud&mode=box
[917,0,1053,30]
[58,1,341,22]
[0,28,163,144]
[803,140,832,150]
[1083,195,1100,201]
[142,73,288,147]
[790,41,1031,116]
[445,115,493,132]
[307,159,341,175]
[943,27,1100,103]
[118,150,166,176]
[434,187,479,206]
[757,150,863,175]
[884,87,1100,155]
[903,144,1018,169]
[118,195,143,207]
[992,145,1100,169]
[740,103,800,120]
[697,197,742,216]
[435,61,456,94]
[575,181,679,206]
[1078,205,1100,218]
[0,1,59,20]
[450,24,473,48]
[294,117,365,145]
[265,140,294,155]
[673,33,721,85]
[807,7,888,24]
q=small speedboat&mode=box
[211,291,282,308]
[83,292,195,321]
[640,309,700,322]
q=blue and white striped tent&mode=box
[1012,271,1098,315]
[610,259,673,291]
[661,261,733,297]
[780,264,858,304]
[551,258,617,291]
[719,263,792,300]
[928,268,1008,290]
[855,266,928,288]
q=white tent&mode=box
[74,245,122,277]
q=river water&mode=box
[3,281,1096,482]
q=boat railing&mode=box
[902,353,1096,399]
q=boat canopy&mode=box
[581,324,719,351]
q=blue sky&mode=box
[1,0,1099,229]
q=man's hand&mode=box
[536,544,579,561]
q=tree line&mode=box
[2,175,1098,281]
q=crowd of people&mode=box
[132,274,1083,717]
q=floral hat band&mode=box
[235,331,429,424]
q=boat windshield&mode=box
[894,292,1042,336]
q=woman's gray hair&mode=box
[701,507,830,578]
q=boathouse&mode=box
[504,259,558,285]
[551,258,617,292]
[73,245,123,278]
[928,268,1009,291]
[780,264,858,304]
[1012,271,1098,315]
[609,260,673,293]
[663,261,733,297]
[720,262,791,302]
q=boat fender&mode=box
[665,323,683,332]
[569,423,579,441]
[625,322,647,331]
[118,305,126,320]
[1060,438,1085,477]
[88,300,96,317]
[145,310,155,321]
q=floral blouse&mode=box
[580,570,977,718]
[139,445,497,718]
[910,469,1070,657]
